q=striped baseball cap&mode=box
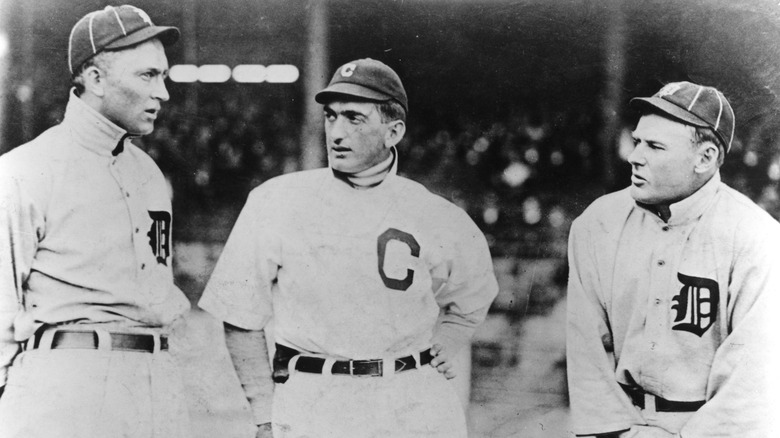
[68,5,179,74]
[631,81,735,152]
[315,58,408,113]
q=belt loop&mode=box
[288,355,301,376]
[412,351,421,369]
[644,393,656,413]
[94,328,111,351]
[322,358,335,376]
[381,356,392,378]
[152,333,160,353]
[37,328,56,351]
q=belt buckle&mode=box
[348,359,383,376]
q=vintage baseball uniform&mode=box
[567,173,780,437]
[0,91,191,437]
[200,152,498,437]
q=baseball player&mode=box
[566,81,780,437]
[0,5,191,437]
[199,58,499,438]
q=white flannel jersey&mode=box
[199,165,499,360]
[567,173,780,437]
[0,91,190,386]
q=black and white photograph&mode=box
[0,0,778,437]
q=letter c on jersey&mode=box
[377,228,420,291]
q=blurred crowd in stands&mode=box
[27,84,780,258]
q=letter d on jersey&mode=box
[377,228,420,291]
[148,211,171,266]
[671,273,719,337]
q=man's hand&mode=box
[429,343,457,379]
[256,422,273,438]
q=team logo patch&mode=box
[341,63,357,77]
[657,83,683,98]
[671,273,719,337]
[147,211,171,266]
[377,228,420,291]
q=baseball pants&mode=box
[0,336,191,438]
[272,363,467,438]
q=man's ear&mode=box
[694,141,720,174]
[82,65,106,97]
[384,120,406,149]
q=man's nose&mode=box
[152,77,170,102]
[628,143,644,166]
[328,117,347,141]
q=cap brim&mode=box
[315,83,392,105]
[105,26,180,50]
[630,97,709,128]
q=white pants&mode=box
[0,346,191,438]
[272,364,467,438]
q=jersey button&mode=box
[662,226,670,231]
[125,192,130,198]
[135,227,140,233]
[654,298,661,305]
[657,260,665,266]
[141,263,146,270]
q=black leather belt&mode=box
[29,329,168,353]
[273,343,433,383]
[621,384,704,412]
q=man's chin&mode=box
[127,123,155,136]
[329,160,358,174]
[629,186,654,204]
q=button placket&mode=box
[113,158,148,272]
[129,195,149,272]
[645,223,675,360]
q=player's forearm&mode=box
[432,303,490,353]
[224,323,274,425]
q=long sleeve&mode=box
[432,304,492,357]
[431,212,498,355]
[678,215,780,438]
[224,324,274,425]
[566,217,643,436]
[0,172,44,387]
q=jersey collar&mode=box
[637,172,721,226]
[331,146,398,189]
[62,88,132,157]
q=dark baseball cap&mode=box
[68,5,180,74]
[315,58,408,113]
[631,81,735,152]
